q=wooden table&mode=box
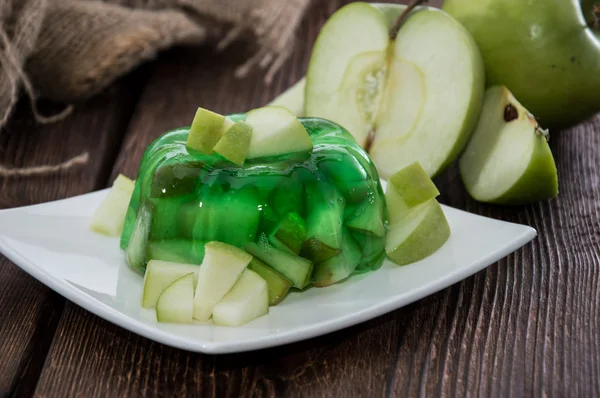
[1,0,599,396]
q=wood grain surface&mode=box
[1,0,599,396]
[0,76,146,397]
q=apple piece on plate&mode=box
[89,174,134,236]
[193,242,252,321]
[305,2,484,178]
[386,199,450,266]
[459,86,558,205]
[156,273,195,324]
[385,162,450,265]
[186,107,233,154]
[212,269,269,327]
[213,120,253,166]
[142,259,200,308]
[245,106,313,159]
[267,77,306,116]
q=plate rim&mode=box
[0,190,537,354]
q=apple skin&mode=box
[444,0,600,129]
[489,138,558,205]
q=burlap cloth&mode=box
[0,0,311,175]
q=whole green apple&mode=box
[443,0,600,129]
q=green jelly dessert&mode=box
[121,109,387,288]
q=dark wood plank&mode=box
[0,76,144,397]
[34,0,600,396]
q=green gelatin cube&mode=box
[247,258,292,305]
[192,184,261,247]
[150,160,206,198]
[351,231,386,272]
[318,151,369,204]
[269,176,305,218]
[246,241,313,289]
[125,203,153,273]
[186,108,231,154]
[269,212,307,255]
[146,239,207,265]
[213,120,253,166]
[150,195,195,240]
[389,162,440,208]
[301,181,345,262]
[344,185,386,237]
[312,230,362,287]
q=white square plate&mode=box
[0,187,536,354]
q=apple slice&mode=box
[212,269,269,327]
[386,200,450,266]
[213,120,253,166]
[459,86,558,205]
[247,258,292,305]
[142,259,200,308]
[385,162,450,265]
[156,273,195,324]
[245,106,313,159]
[305,3,484,178]
[193,242,252,321]
[245,241,313,289]
[89,174,134,236]
[267,77,306,116]
[186,107,233,154]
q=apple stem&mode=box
[389,0,427,40]
[535,126,550,142]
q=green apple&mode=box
[459,86,558,205]
[213,120,253,166]
[142,259,199,308]
[193,241,252,321]
[212,269,269,327]
[89,174,134,236]
[245,106,313,159]
[268,78,306,116]
[385,162,450,265]
[305,2,484,178]
[156,273,195,324]
[186,107,233,154]
[444,0,600,129]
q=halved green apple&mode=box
[305,3,485,178]
[459,86,558,205]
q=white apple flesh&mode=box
[155,273,195,324]
[212,269,269,327]
[305,3,485,178]
[193,242,252,321]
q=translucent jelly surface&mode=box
[121,116,387,287]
